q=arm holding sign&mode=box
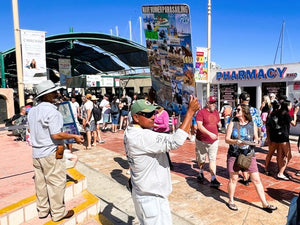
[52,132,84,144]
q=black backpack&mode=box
[92,104,102,122]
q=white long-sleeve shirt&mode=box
[124,125,188,197]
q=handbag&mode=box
[235,122,253,170]
[236,152,253,169]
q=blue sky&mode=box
[1,0,299,69]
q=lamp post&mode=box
[207,0,211,98]
[12,0,25,107]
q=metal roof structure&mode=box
[2,32,149,77]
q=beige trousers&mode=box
[33,152,67,221]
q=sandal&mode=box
[262,205,277,213]
[295,171,300,176]
[86,147,92,150]
[226,202,238,211]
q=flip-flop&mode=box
[226,202,238,211]
[262,205,277,213]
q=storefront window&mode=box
[220,83,238,108]
[262,82,286,100]
[288,82,300,103]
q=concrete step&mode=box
[0,168,88,225]
[20,189,100,225]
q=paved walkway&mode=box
[1,123,300,224]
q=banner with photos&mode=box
[142,4,195,116]
[20,29,47,84]
[195,47,208,82]
[59,58,72,86]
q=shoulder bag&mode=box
[235,122,254,170]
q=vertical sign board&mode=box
[57,101,79,144]
[20,29,47,84]
[142,4,195,115]
[195,47,208,82]
[59,58,72,86]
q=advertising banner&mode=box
[20,29,47,84]
[195,47,208,82]
[58,58,71,75]
[59,58,72,86]
[142,4,195,115]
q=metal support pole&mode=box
[129,20,132,41]
[69,27,75,77]
[115,26,119,37]
[207,0,211,98]
[139,16,143,45]
[12,0,25,106]
[0,52,6,88]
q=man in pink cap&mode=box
[195,96,222,187]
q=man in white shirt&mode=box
[70,97,80,121]
[124,97,199,225]
[99,94,110,130]
[28,80,84,222]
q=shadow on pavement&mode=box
[114,157,129,170]
[266,187,298,206]
[172,162,198,176]
[97,195,135,225]
[110,169,129,187]
[185,176,263,210]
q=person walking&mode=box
[83,94,96,150]
[238,92,263,185]
[28,80,84,222]
[225,104,277,212]
[195,96,222,187]
[265,100,296,179]
[100,94,110,131]
[220,100,232,129]
[119,97,129,130]
[91,95,105,144]
[124,96,200,225]
[110,96,120,133]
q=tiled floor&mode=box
[1,125,300,224]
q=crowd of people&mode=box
[7,80,300,223]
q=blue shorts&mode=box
[111,113,119,125]
[103,114,110,123]
[121,110,128,117]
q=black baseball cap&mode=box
[239,92,250,101]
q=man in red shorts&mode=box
[195,96,222,187]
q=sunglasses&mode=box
[236,108,242,112]
[137,111,155,118]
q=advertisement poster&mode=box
[20,29,47,84]
[58,101,79,144]
[59,58,72,86]
[142,4,195,115]
[195,47,208,82]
